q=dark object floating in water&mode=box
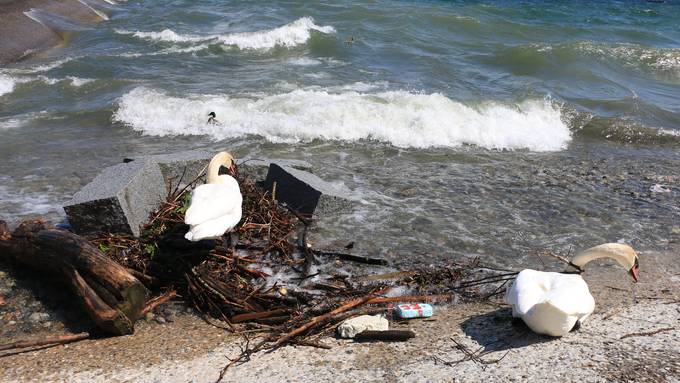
[207,111,220,125]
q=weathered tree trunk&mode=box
[0,220,148,335]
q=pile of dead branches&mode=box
[81,166,518,379]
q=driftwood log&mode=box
[0,220,148,335]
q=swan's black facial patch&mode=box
[218,165,230,175]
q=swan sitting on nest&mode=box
[505,243,639,337]
[184,152,242,242]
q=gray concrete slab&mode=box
[63,158,166,236]
[136,150,213,192]
[261,163,353,217]
[239,158,313,182]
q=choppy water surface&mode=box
[1,0,679,268]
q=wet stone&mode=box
[261,163,354,217]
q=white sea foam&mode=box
[0,117,26,130]
[5,57,76,75]
[118,44,211,58]
[0,111,52,130]
[113,86,571,151]
[0,74,94,90]
[0,74,16,96]
[121,28,203,43]
[36,75,61,85]
[117,17,335,50]
[66,76,94,86]
[0,177,57,217]
[77,0,109,20]
[287,57,322,66]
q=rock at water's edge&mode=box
[64,159,166,237]
[261,163,353,216]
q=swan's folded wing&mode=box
[505,269,552,316]
[544,275,595,317]
[184,181,242,226]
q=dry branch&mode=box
[270,287,390,349]
[140,290,178,316]
[0,332,90,353]
[620,327,674,339]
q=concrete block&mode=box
[261,163,353,216]
[138,150,213,193]
[132,151,314,191]
[63,159,166,237]
[239,158,313,182]
[337,315,388,338]
[63,150,318,237]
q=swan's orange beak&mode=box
[229,163,237,176]
[629,265,638,283]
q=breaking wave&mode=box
[0,74,93,95]
[116,16,335,50]
[0,74,15,96]
[113,86,572,151]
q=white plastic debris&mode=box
[650,184,671,193]
[337,314,389,338]
[394,303,433,319]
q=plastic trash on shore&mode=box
[394,303,433,319]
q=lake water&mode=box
[1,0,679,268]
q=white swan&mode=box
[184,152,242,242]
[505,243,639,337]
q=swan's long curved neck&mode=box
[207,162,220,184]
[570,244,635,270]
[207,152,234,184]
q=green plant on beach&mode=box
[98,243,110,254]
[177,193,190,215]
[143,243,157,260]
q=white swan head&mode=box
[571,243,639,283]
[207,151,236,184]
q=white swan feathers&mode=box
[184,152,243,242]
[505,243,639,337]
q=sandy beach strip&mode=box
[1,250,678,382]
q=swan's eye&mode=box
[218,165,230,175]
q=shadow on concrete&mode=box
[459,307,555,352]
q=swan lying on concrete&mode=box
[505,243,639,336]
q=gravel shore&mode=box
[1,250,678,382]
